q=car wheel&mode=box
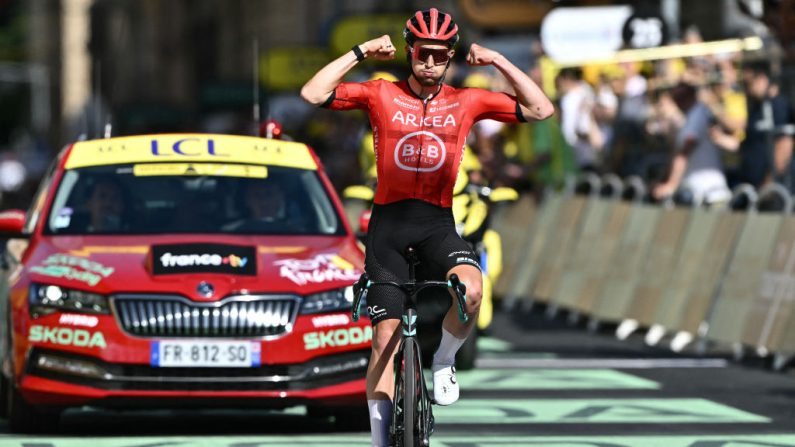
[455,329,478,371]
[7,383,60,434]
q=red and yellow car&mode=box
[0,134,368,432]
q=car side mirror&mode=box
[0,210,28,238]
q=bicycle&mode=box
[351,247,469,447]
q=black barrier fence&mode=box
[490,176,795,371]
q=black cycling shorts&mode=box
[364,199,481,325]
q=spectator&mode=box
[557,67,602,172]
[652,83,731,204]
[605,66,651,177]
[593,71,619,151]
[498,62,577,192]
[712,60,794,191]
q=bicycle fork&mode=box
[395,306,434,446]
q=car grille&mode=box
[112,295,299,338]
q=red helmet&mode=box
[258,119,283,139]
[403,8,459,48]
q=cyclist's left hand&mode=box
[466,43,501,66]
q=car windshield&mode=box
[44,163,346,236]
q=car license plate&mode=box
[151,340,261,367]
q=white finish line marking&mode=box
[476,357,728,369]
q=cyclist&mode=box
[301,8,553,446]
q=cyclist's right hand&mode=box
[466,43,501,66]
[361,35,396,61]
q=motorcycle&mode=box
[342,153,518,369]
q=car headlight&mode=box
[29,283,110,317]
[300,286,354,315]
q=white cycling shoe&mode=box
[432,365,459,406]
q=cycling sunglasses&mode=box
[410,45,452,65]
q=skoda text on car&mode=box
[0,134,369,433]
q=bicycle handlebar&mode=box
[351,273,469,324]
[447,274,469,324]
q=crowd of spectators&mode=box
[287,28,795,207]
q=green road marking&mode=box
[477,336,513,352]
[433,399,769,424]
[478,350,558,359]
[456,368,659,390]
[4,435,795,446]
[476,337,558,359]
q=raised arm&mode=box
[652,137,697,200]
[300,35,396,106]
[774,134,794,178]
[466,43,555,121]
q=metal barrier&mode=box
[530,174,599,307]
[553,174,627,316]
[622,191,692,340]
[736,185,794,355]
[764,184,795,368]
[486,176,795,369]
[665,185,756,352]
[767,210,795,369]
[644,185,751,348]
[491,193,537,300]
[706,184,788,352]
[591,195,661,327]
[503,176,575,310]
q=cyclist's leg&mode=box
[364,231,408,403]
[367,319,400,447]
[367,319,401,400]
[443,263,482,335]
[365,285,404,446]
[420,229,483,405]
[419,228,483,337]
[364,206,411,446]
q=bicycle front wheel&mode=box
[402,339,416,447]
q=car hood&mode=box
[24,234,364,300]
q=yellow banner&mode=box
[329,15,406,57]
[260,47,330,90]
[65,134,317,170]
[539,36,764,98]
[133,163,268,178]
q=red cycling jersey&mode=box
[324,79,525,208]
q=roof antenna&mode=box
[104,114,112,138]
[252,37,261,136]
[77,112,88,141]
[94,61,102,139]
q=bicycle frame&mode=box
[351,248,468,447]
